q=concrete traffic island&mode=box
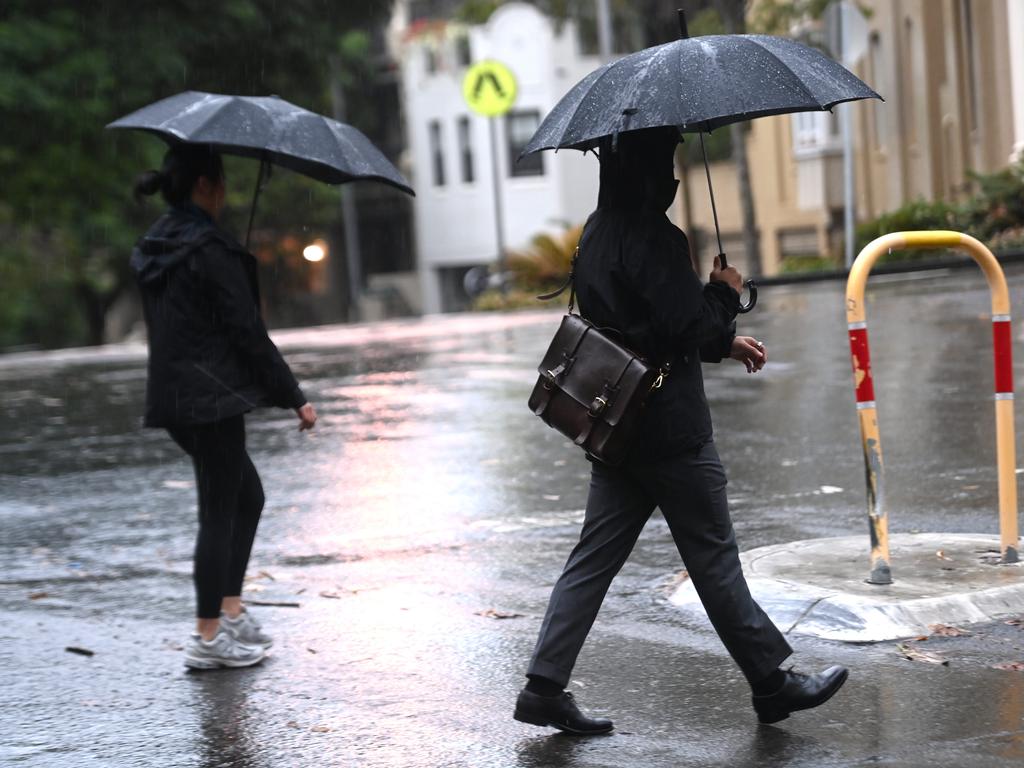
[670,533,1024,643]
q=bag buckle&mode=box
[543,353,575,390]
[651,363,671,391]
[587,395,609,418]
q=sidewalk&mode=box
[672,534,1024,642]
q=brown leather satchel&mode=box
[528,249,669,466]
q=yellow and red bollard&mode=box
[845,231,1020,585]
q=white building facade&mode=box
[394,3,601,313]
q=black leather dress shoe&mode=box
[514,689,614,735]
[752,666,849,724]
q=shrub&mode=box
[505,223,583,294]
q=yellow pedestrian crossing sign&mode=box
[462,60,517,117]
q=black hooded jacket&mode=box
[130,203,305,427]
[574,129,738,459]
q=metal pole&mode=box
[489,117,507,289]
[329,53,363,321]
[842,103,856,268]
[244,156,268,251]
[847,230,1020,584]
[596,0,613,62]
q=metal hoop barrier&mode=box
[846,231,1021,585]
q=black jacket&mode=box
[130,203,305,427]
[574,130,738,459]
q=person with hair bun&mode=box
[131,143,317,670]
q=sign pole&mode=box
[488,116,507,291]
[462,59,517,296]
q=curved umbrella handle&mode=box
[737,279,758,314]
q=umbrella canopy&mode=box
[108,91,413,196]
[521,33,881,156]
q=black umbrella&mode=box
[522,14,881,311]
[107,91,414,246]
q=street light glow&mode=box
[303,242,326,263]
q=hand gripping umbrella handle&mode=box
[737,279,758,314]
[717,252,758,314]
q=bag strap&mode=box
[536,246,580,314]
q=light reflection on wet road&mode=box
[2,274,1024,767]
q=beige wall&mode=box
[674,0,1019,277]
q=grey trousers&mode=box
[527,441,792,688]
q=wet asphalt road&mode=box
[2,269,1024,767]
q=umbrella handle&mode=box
[737,279,758,313]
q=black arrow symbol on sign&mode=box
[472,71,506,101]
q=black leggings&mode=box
[167,415,265,619]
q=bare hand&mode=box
[710,255,743,294]
[730,336,766,373]
[295,403,317,431]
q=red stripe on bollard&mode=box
[993,320,1014,394]
[849,327,875,403]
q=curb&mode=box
[670,533,1024,643]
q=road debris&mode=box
[896,642,949,665]
[928,624,970,637]
[475,608,524,619]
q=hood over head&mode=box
[130,203,222,284]
[597,127,681,213]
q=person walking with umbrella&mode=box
[131,143,317,669]
[513,19,879,733]
[110,91,412,669]
[513,127,848,733]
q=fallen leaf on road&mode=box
[257,570,276,581]
[246,599,301,608]
[929,624,970,637]
[993,661,1024,671]
[319,591,341,599]
[28,591,49,600]
[295,588,307,595]
[476,608,524,620]
[1005,619,1023,627]
[286,721,301,729]
[961,485,979,490]
[65,646,95,657]
[543,494,561,501]
[896,643,948,665]
[311,726,332,733]
[307,648,318,654]
[936,550,954,561]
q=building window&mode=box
[455,33,471,67]
[457,116,474,183]
[429,120,445,187]
[506,110,543,177]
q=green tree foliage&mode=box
[854,160,1024,262]
[0,0,390,348]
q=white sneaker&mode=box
[220,607,273,648]
[184,628,265,670]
